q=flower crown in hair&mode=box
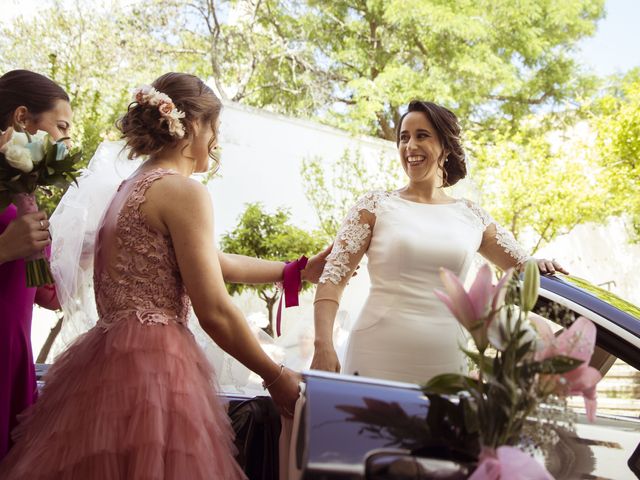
[132,85,186,138]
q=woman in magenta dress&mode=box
[0,72,305,479]
[0,70,71,460]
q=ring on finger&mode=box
[39,220,46,229]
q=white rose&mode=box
[32,130,48,141]
[9,131,29,147]
[4,144,34,172]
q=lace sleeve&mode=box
[462,200,531,269]
[319,191,389,285]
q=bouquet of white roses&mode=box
[0,130,81,286]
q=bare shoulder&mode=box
[142,174,212,233]
[148,174,208,202]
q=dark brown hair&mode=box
[396,100,466,186]
[118,73,222,163]
[0,70,70,130]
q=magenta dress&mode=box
[0,205,38,461]
[0,170,245,479]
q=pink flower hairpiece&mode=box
[132,85,186,138]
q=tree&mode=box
[219,203,325,336]
[471,122,617,254]
[301,147,401,239]
[591,69,640,240]
[123,0,605,141]
[0,0,173,212]
[129,0,326,117]
[299,0,604,139]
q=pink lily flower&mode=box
[530,315,602,421]
[434,265,513,351]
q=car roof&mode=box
[539,274,640,338]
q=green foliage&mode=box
[130,0,325,116]
[299,0,604,139]
[471,121,615,253]
[0,0,620,249]
[301,148,401,239]
[0,0,172,213]
[106,0,605,140]
[219,202,325,336]
[592,69,640,239]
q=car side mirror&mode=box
[364,449,470,479]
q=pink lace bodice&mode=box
[94,169,190,329]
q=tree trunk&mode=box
[36,312,63,363]
[264,295,278,338]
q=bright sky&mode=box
[577,0,640,76]
[2,0,639,77]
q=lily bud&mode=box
[521,259,539,312]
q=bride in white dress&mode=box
[310,100,567,384]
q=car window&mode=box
[532,298,640,418]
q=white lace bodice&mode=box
[319,191,529,286]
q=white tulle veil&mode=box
[48,140,287,393]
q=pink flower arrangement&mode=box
[424,260,603,479]
[132,85,186,138]
[435,264,513,351]
[531,314,602,421]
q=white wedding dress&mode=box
[320,191,529,384]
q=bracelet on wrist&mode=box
[313,297,340,306]
[262,364,285,390]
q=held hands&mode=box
[266,367,302,418]
[0,211,50,264]
[301,243,332,284]
[310,343,341,373]
[301,243,358,284]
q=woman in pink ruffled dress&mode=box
[0,70,70,461]
[0,72,306,479]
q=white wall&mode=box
[208,101,397,237]
[537,218,640,305]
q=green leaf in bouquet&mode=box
[46,173,71,189]
[515,339,535,361]
[43,142,58,165]
[522,355,583,376]
[486,376,512,398]
[51,159,76,170]
[47,167,55,175]
[422,373,479,395]
[461,347,495,377]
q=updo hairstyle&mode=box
[118,72,222,163]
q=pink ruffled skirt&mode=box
[0,316,246,480]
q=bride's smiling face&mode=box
[398,111,446,185]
